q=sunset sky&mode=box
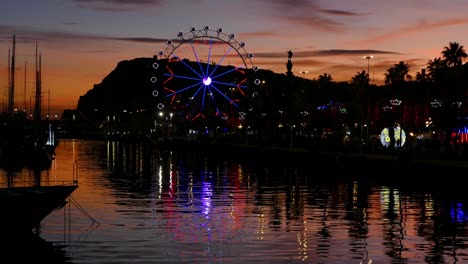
[1,0,468,116]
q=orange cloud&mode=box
[352,17,468,46]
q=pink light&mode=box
[203,77,211,85]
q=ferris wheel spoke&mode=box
[201,85,207,111]
[163,73,201,82]
[210,80,246,94]
[205,39,215,76]
[205,86,222,116]
[210,77,248,94]
[166,81,202,98]
[185,83,205,108]
[210,80,237,87]
[210,84,239,108]
[208,46,234,78]
[210,67,237,80]
[189,41,206,76]
[172,53,204,79]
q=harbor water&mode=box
[2,139,468,263]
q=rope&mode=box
[69,195,99,224]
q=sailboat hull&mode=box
[0,185,78,232]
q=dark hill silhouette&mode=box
[77,57,155,121]
[76,57,315,123]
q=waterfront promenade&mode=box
[167,136,468,170]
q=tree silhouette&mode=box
[384,61,409,86]
[426,57,446,80]
[442,42,467,67]
[318,73,333,83]
[351,70,369,87]
[415,68,428,82]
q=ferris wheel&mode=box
[150,25,260,122]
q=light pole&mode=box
[363,55,373,81]
[362,55,373,152]
[290,124,295,149]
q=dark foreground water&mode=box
[2,139,468,263]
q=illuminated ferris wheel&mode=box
[150,25,260,122]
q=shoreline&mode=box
[165,137,468,170]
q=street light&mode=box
[363,55,373,83]
[362,55,373,152]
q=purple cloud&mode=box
[72,0,167,12]
[258,0,363,32]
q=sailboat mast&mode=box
[48,87,50,119]
[34,41,42,121]
[8,35,15,114]
[24,60,27,113]
[6,48,10,113]
[39,52,42,118]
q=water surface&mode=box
[2,139,468,263]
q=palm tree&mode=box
[433,42,467,152]
[415,68,428,82]
[384,61,409,85]
[426,57,446,80]
[439,42,467,100]
[351,70,369,87]
[441,42,467,67]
